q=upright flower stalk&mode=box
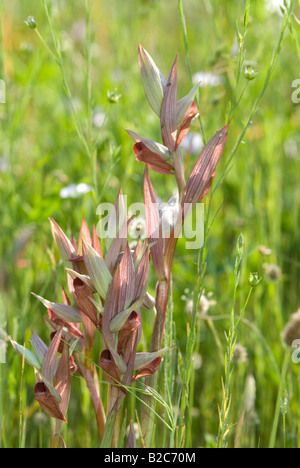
[11,46,229,448]
[126,46,229,442]
[127,45,229,352]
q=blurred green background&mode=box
[0,0,300,448]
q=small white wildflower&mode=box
[180,132,204,155]
[76,183,93,195]
[199,293,216,315]
[128,216,147,240]
[60,183,93,199]
[92,107,106,128]
[185,299,193,316]
[185,291,216,316]
[192,71,224,88]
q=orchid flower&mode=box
[129,46,229,353]
[12,190,167,447]
[127,46,230,443]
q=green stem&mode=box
[100,392,125,448]
[39,0,98,201]
[216,236,247,448]
[215,3,292,194]
[34,28,57,63]
[50,419,60,448]
[268,348,290,449]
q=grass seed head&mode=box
[282,310,300,347]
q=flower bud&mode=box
[138,44,166,116]
[107,90,122,104]
[10,340,42,370]
[25,16,37,29]
[248,272,262,287]
[244,66,258,81]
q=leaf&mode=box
[134,348,169,370]
[118,244,136,312]
[126,130,171,161]
[32,293,82,323]
[99,349,121,387]
[182,124,230,209]
[34,381,66,422]
[77,217,92,256]
[30,330,48,366]
[73,278,97,350]
[176,82,200,126]
[82,242,112,299]
[41,327,63,383]
[133,245,150,301]
[73,278,98,325]
[10,340,42,370]
[176,101,199,147]
[110,297,144,333]
[132,142,175,175]
[138,44,167,116]
[132,357,162,382]
[105,217,133,274]
[65,268,95,292]
[88,296,104,313]
[101,264,128,374]
[49,218,76,262]
[92,224,103,259]
[104,189,127,252]
[55,343,71,420]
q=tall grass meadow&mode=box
[1,0,300,449]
